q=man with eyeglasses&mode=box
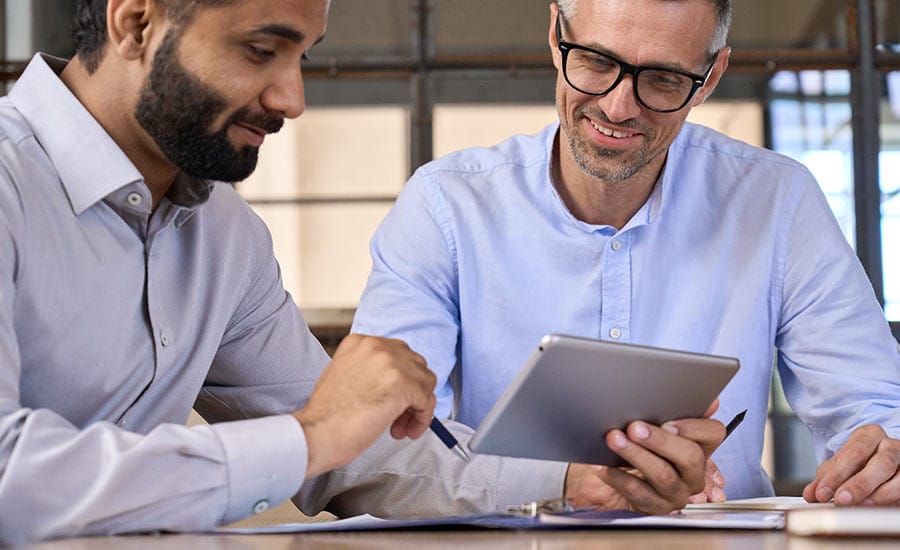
[347,0,900,512]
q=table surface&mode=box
[20,529,900,550]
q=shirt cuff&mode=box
[209,414,308,525]
[494,457,568,509]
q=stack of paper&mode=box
[786,507,900,537]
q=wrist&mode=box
[293,410,336,479]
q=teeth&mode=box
[590,120,633,139]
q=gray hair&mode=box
[555,0,732,55]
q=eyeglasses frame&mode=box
[554,13,718,113]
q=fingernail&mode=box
[862,498,875,506]
[662,423,679,435]
[836,490,853,505]
[816,486,834,502]
[632,422,650,440]
[710,487,726,502]
[713,471,725,487]
[612,431,628,449]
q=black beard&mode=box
[134,29,283,183]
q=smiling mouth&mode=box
[589,119,636,139]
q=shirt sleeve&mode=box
[775,169,900,459]
[0,193,313,545]
[343,170,570,515]
[352,169,462,418]
[294,418,568,517]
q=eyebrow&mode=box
[250,24,305,43]
[248,24,327,48]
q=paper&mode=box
[217,513,542,534]
[684,496,833,512]
[539,509,784,530]
[216,507,784,534]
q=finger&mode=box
[702,398,720,418]
[694,460,727,503]
[390,411,414,440]
[687,493,709,504]
[662,418,726,458]
[809,426,885,503]
[607,424,695,503]
[708,459,726,488]
[595,466,676,515]
[405,399,436,439]
[863,472,900,506]
[832,447,900,506]
[625,419,723,492]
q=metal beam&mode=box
[850,0,884,304]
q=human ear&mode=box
[548,2,562,71]
[692,47,731,107]
[107,0,163,61]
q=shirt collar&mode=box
[8,54,213,217]
[9,54,144,216]
[546,122,665,234]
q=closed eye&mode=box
[246,44,276,61]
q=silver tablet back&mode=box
[468,334,739,465]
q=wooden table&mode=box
[20,529,900,549]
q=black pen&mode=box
[723,409,747,441]
[430,417,471,462]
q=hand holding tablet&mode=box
[469,334,740,466]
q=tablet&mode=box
[468,334,739,465]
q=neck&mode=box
[552,133,662,230]
[60,56,177,209]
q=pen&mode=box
[723,409,747,441]
[429,417,471,462]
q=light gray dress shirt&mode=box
[0,55,565,545]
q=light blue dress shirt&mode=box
[354,121,900,499]
[0,55,331,544]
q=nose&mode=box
[598,74,642,123]
[261,65,306,120]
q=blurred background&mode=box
[3,0,898,497]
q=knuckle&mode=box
[655,468,682,494]
[684,444,705,466]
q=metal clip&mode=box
[506,498,575,517]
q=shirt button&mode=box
[611,240,622,251]
[160,334,169,347]
[126,192,143,206]
[253,500,270,514]
[609,328,622,339]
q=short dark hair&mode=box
[73,0,238,74]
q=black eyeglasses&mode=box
[555,13,717,113]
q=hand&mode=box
[686,459,727,504]
[564,416,726,514]
[294,334,437,478]
[802,424,900,506]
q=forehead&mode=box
[565,0,716,69]
[183,0,329,42]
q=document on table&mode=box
[684,496,833,512]
[216,508,784,534]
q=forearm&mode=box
[293,420,566,518]
[0,410,306,545]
